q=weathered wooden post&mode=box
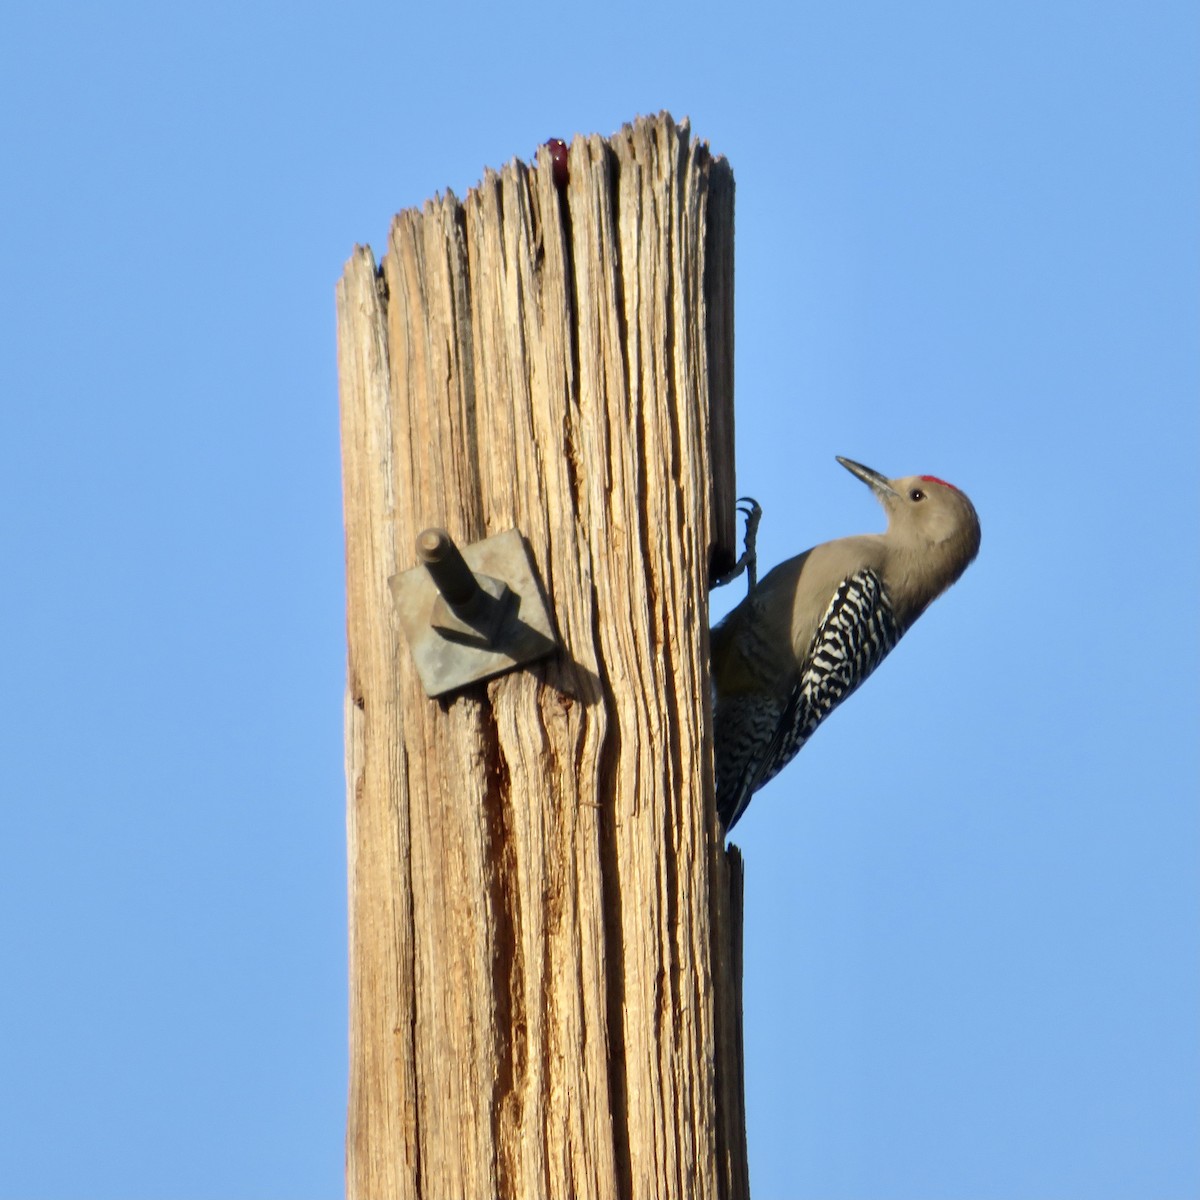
[337,111,747,1200]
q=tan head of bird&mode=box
[836,456,981,620]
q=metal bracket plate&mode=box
[390,527,558,698]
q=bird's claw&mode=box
[713,496,762,594]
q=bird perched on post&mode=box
[711,456,981,831]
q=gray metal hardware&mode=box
[391,527,558,697]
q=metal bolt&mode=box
[416,528,482,617]
[392,526,559,696]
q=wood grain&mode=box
[337,112,746,1200]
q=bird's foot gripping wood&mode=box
[712,497,762,595]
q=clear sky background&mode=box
[2,1,1197,1197]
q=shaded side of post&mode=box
[337,112,747,1200]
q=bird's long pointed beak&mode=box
[836,456,900,499]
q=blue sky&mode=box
[2,1,1197,1197]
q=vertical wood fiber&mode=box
[338,112,746,1200]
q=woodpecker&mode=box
[712,457,981,831]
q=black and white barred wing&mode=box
[720,569,901,830]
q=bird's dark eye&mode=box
[909,488,925,502]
